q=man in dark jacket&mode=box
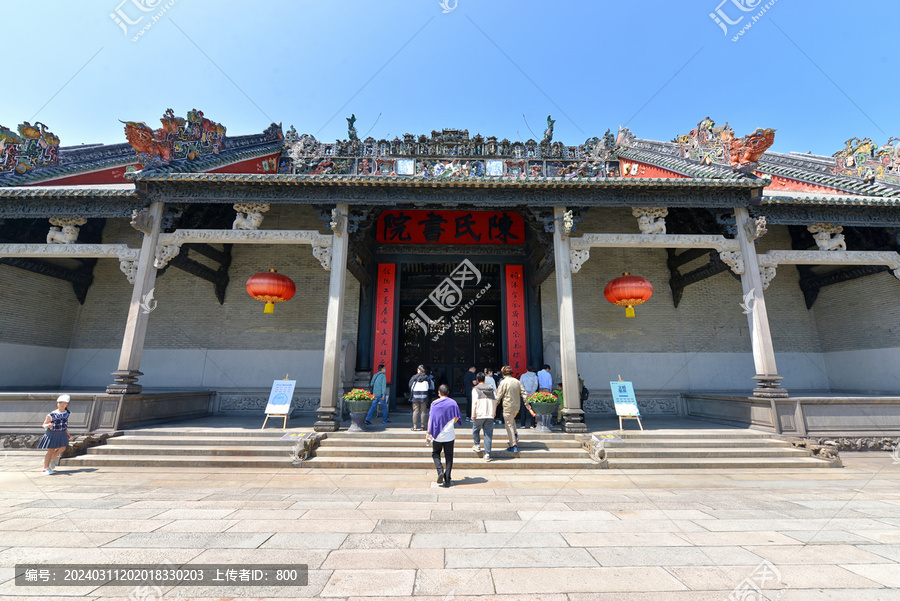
[461,365,477,423]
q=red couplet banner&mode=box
[504,265,528,377]
[373,264,396,383]
[376,210,525,245]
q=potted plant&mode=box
[343,388,375,432]
[527,391,559,432]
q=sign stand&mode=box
[262,375,296,430]
[610,376,643,431]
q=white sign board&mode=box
[264,380,296,415]
[609,381,640,417]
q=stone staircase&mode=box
[600,431,837,469]
[58,425,838,470]
[303,430,596,469]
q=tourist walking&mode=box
[365,364,389,425]
[409,365,430,431]
[427,384,461,487]
[519,366,539,428]
[38,394,71,475]
[495,366,525,453]
[461,365,477,422]
[471,372,498,462]
[538,364,553,393]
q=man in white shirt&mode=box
[471,372,498,461]
[519,366,539,428]
[537,364,553,392]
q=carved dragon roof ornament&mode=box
[674,117,776,172]
[122,108,227,168]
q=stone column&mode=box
[107,201,164,394]
[553,206,587,432]
[734,206,788,398]
[315,204,350,432]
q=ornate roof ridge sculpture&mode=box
[281,117,634,179]
[0,121,61,175]
[122,108,227,167]
[672,116,776,172]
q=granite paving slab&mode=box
[745,544,893,564]
[320,569,416,597]
[226,519,376,533]
[338,533,412,549]
[410,532,569,549]
[491,566,688,594]
[374,520,484,534]
[412,568,495,596]
[587,545,765,567]
[840,563,900,587]
[322,548,444,569]
[257,532,349,549]
[445,547,598,568]
[102,531,272,548]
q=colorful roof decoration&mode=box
[0,121,60,175]
[672,116,776,171]
[122,108,227,167]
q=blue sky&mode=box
[4,0,898,155]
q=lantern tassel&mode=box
[626,306,635,318]
[264,302,274,314]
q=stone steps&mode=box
[58,426,838,470]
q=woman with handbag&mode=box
[38,395,71,475]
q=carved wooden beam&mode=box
[529,247,554,288]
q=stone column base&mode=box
[314,407,341,432]
[106,370,144,395]
[753,375,789,399]
[562,408,588,433]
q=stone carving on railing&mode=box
[631,207,668,235]
[291,432,325,466]
[808,223,846,251]
[791,439,842,466]
[581,435,608,467]
[232,203,269,230]
[47,218,87,244]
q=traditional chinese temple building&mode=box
[0,111,898,439]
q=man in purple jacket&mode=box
[426,384,461,488]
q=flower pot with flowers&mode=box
[527,391,559,432]
[343,388,375,431]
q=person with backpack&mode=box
[365,364,390,425]
[409,365,431,431]
[471,372,498,462]
[495,365,525,453]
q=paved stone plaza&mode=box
[1,448,900,600]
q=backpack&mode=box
[580,384,589,403]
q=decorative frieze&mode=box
[312,245,333,271]
[218,394,321,413]
[570,233,739,252]
[631,207,668,235]
[582,396,679,414]
[0,243,138,261]
[153,245,181,269]
[758,249,900,280]
[119,260,138,284]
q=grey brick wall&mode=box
[69,205,359,352]
[543,212,822,354]
[0,263,80,348]
[812,271,900,352]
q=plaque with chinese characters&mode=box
[376,210,525,245]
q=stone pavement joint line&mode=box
[0,450,898,600]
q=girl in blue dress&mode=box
[38,395,71,475]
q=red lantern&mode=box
[246,269,295,313]
[604,272,653,318]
